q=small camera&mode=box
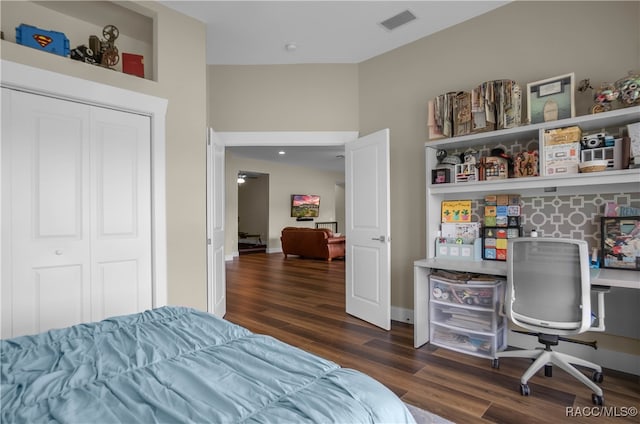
[581,132,606,149]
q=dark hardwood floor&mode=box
[225,253,639,424]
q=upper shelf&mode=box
[425,106,640,151]
[2,0,155,81]
[428,168,640,197]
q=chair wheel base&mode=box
[592,371,604,383]
[520,384,530,396]
[592,393,604,406]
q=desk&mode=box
[590,268,640,290]
[413,258,639,289]
[413,258,640,349]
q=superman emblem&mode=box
[33,34,52,48]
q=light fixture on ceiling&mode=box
[237,173,246,184]
[278,150,286,155]
[285,43,297,52]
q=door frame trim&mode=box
[1,60,168,309]
[219,131,358,146]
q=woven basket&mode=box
[579,160,608,173]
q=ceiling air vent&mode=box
[380,10,416,31]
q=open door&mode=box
[207,128,226,317]
[345,129,391,330]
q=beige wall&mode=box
[208,64,359,131]
[226,152,344,256]
[1,0,209,310]
[358,0,640,313]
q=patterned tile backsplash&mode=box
[469,192,640,251]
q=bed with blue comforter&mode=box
[1,306,416,423]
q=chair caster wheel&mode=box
[520,384,530,396]
[592,371,603,383]
[592,393,604,406]
[544,364,552,377]
[491,359,499,369]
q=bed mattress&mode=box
[1,306,415,423]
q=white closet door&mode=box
[1,89,152,338]
[2,89,92,337]
[90,107,152,321]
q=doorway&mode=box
[237,171,269,254]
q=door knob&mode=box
[371,235,386,242]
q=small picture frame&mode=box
[431,168,451,184]
[600,216,640,270]
[527,73,575,124]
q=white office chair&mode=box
[492,238,606,405]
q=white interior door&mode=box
[345,129,391,330]
[90,106,152,321]
[2,89,92,337]
[207,128,226,317]
[1,89,152,338]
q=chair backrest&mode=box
[506,238,592,335]
[315,221,338,233]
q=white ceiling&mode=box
[160,0,509,65]
[160,1,510,172]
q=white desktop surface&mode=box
[414,258,640,290]
[590,268,640,290]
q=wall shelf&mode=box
[1,1,155,81]
[415,105,640,349]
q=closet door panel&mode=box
[90,107,152,321]
[34,266,84,332]
[3,90,91,337]
[98,260,139,319]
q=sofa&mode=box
[280,227,346,261]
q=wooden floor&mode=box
[225,253,639,424]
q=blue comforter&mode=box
[1,306,415,423]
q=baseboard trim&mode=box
[391,306,414,325]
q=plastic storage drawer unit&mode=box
[429,275,506,358]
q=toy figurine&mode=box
[592,82,619,113]
[615,71,640,106]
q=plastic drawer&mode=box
[430,302,504,333]
[430,322,507,358]
[430,276,504,308]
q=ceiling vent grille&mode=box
[380,10,416,31]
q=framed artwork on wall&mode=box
[527,73,575,124]
[291,194,320,218]
[600,216,640,270]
